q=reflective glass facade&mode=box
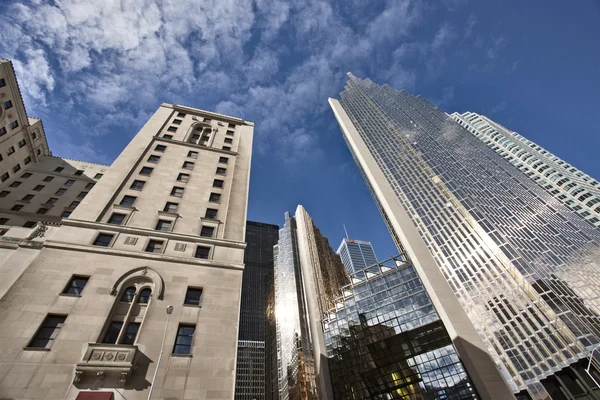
[336,238,378,273]
[332,75,600,398]
[324,254,480,399]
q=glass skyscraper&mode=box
[330,74,600,399]
[336,238,378,273]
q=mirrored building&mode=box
[336,238,378,274]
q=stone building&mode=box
[0,58,254,400]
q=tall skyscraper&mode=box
[235,221,280,400]
[330,74,600,399]
[0,58,254,399]
[451,111,600,227]
[336,237,378,273]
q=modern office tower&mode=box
[235,221,280,400]
[451,111,600,227]
[0,59,254,400]
[330,74,600,399]
[324,254,481,399]
[273,206,349,400]
[336,237,378,273]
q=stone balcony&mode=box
[74,343,138,384]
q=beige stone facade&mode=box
[0,59,254,400]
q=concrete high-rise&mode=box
[0,58,254,399]
[235,221,280,400]
[330,74,600,399]
[336,237,377,273]
[451,111,600,227]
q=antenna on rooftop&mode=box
[343,224,349,239]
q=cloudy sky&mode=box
[2,0,599,257]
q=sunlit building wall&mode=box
[336,238,378,273]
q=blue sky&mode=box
[1,0,599,258]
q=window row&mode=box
[92,233,212,259]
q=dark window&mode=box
[74,170,84,176]
[108,213,126,225]
[36,208,48,215]
[85,182,95,189]
[0,190,9,197]
[130,180,145,190]
[203,118,211,122]
[29,315,66,349]
[147,155,161,164]
[23,221,36,228]
[122,323,140,345]
[21,172,32,178]
[163,134,173,140]
[93,233,114,247]
[0,127,5,136]
[55,188,66,195]
[0,217,8,224]
[21,194,34,201]
[140,167,153,176]
[177,112,186,117]
[190,133,201,142]
[102,321,123,344]
[187,151,198,159]
[205,208,218,219]
[63,276,89,295]
[10,120,18,130]
[171,187,184,197]
[184,288,203,306]
[17,139,26,148]
[164,202,178,213]
[24,156,31,164]
[120,195,137,207]
[43,176,54,182]
[94,173,103,179]
[195,246,210,259]
[55,167,64,172]
[77,191,88,199]
[0,78,4,87]
[11,204,23,211]
[167,126,177,132]
[138,288,151,304]
[177,173,190,183]
[121,287,136,302]
[69,201,80,208]
[155,219,172,231]
[4,100,13,110]
[200,226,214,237]
[2,173,10,182]
[216,167,226,175]
[228,123,235,128]
[46,197,57,205]
[218,157,228,164]
[224,138,233,144]
[213,179,224,188]
[182,161,194,170]
[145,239,164,253]
[222,146,231,151]
[209,193,221,203]
[155,144,167,152]
[61,211,71,218]
[226,130,234,136]
[173,325,195,354]
[12,164,21,173]
[64,179,75,186]
[33,184,44,191]
[173,119,182,125]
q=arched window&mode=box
[121,287,136,303]
[138,288,152,304]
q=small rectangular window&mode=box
[167,126,177,132]
[1,173,10,182]
[147,155,161,164]
[10,204,22,211]
[177,112,186,117]
[0,217,9,224]
[145,239,164,253]
[122,323,140,345]
[63,276,89,296]
[182,161,194,170]
[93,233,114,247]
[21,172,32,179]
[213,179,224,188]
[55,167,64,172]
[33,184,45,191]
[172,119,182,125]
[171,187,184,197]
[102,321,123,344]
[184,288,203,306]
[10,120,19,130]
[55,188,66,195]
[226,130,234,136]
[204,118,211,122]
[224,138,233,144]
[120,195,137,207]
[0,127,6,136]
[28,315,66,349]
[46,197,58,205]
[21,194,34,201]
[187,151,198,159]
[4,100,13,110]
[164,202,178,213]
[108,213,126,225]
[0,190,9,197]
[177,173,189,183]
[23,221,36,228]
[173,324,195,354]
[163,134,173,140]
[200,226,214,237]
[36,208,48,215]
[209,193,221,203]
[62,211,71,218]
[69,201,80,208]
[155,144,167,152]
[9,180,21,187]
[216,167,226,175]
[228,123,235,128]
[12,164,21,173]
[0,78,5,87]
[85,182,95,189]
[7,146,15,155]
[222,146,231,151]
[64,179,75,186]
[43,176,54,182]
[94,173,103,179]
[130,180,145,190]
[195,246,210,259]
[77,191,88,199]
[24,156,31,164]
[155,219,172,231]
[218,157,228,164]
[17,139,26,148]
[74,170,84,176]
[205,208,218,219]
[140,167,153,176]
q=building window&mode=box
[102,322,123,344]
[12,164,21,173]
[195,246,210,259]
[1,173,10,182]
[155,219,172,231]
[155,144,167,152]
[94,173,103,179]
[167,126,177,132]
[21,194,34,201]
[138,289,152,304]
[182,161,194,170]
[120,195,137,207]
[55,167,64,172]
[213,179,224,188]
[9,181,21,187]
[23,221,36,228]
[184,288,203,306]
[222,146,231,151]
[177,112,186,117]
[9,120,18,130]
[18,139,26,148]
[139,166,153,176]
[74,170,84,176]
[130,180,145,190]
[228,123,235,128]
[62,211,71,218]
[171,187,184,197]
[24,156,31,164]
[122,323,140,345]
[224,138,233,144]
[0,190,9,197]
[43,176,54,182]
[21,172,32,179]
[4,100,13,109]
[164,202,178,213]
[0,217,8,224]
[173,325,195,355]
[55,188,66,195]
[7,146,15,155]
[33,184,44,191]
[177,173,189,183]
[218,157,228,164]
[209,193,221,203]
[0,127,6,136]
[226,130,234,136]
[85,182,95,189]
[64,179,75,186]
[69,201,80,208]
[0,78,4,87]
[147,155,161,164]
[163,134,173,140]
[187,151,198,159]
[108,213,126,225]
[173,119,182,125]
[216,167,226,175]
[46,197,58,205]
[28,315,66,349]
[203,118,211,122]
[145,239,164,253]
[10,204,22,211]
[121,287,136,302]
[36,208,48,215]
[63,276,89,296]
[77,191,88,199]
[93,233,114,247]
[200,226,214,237]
